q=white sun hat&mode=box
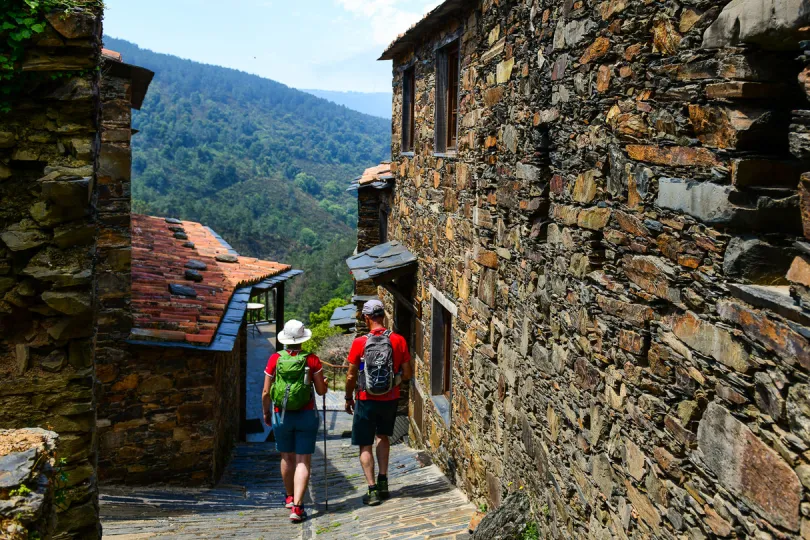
[277,319,312,345]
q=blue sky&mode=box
[103,0,441,93]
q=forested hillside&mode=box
[301,89,392,119]
[103,37,391,317]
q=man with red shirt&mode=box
[344,299,412,506]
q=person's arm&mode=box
[398,335,413,382]
[261,374,273,427]
[401,359,413,382]
[344,338,363,413]
[344,362,359,414]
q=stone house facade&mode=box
[0,7,105,538]
[96,214,297,485]
[1,11,301,536]
[356,0,810,537]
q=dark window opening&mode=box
[435,40,460,154]
[402,67,415,153]
[430,299,452,397]
[379,205,389,244]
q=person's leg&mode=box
[293,454,311,506]
[290,409,319,518]
[280,452,295,498]
[275,413,296,502]
[375,435,390,476]
[374,401,397,499]
[359,445,376,486]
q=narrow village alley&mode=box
[99,326,475,539]
[99,410,475,539]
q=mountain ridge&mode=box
[103,37,391,317]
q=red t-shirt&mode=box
[348,328,411,401]
[265,351,323,412]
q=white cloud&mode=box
[335,0,443,47]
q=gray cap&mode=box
[362,299,385,317]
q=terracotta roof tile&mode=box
[131,215,290,346]
[358,163,395,185]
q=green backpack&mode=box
[271,350,312,412]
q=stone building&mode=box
[97,214,299,485]
[353,0,810,537]
[0,6,105,537]
[1,10,301,536]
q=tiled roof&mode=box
[101,48,123,62]
[346,241,418,282]
[379,0,472,61]
[330,304,358,328]
[348,162,395,192]
[130,215,290,346]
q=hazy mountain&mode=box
[301,89,392,119]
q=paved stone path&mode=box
[100,411,475,539]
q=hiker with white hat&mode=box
[261,319,328,523]
[344,299,412,506]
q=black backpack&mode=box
[360,330,395,396]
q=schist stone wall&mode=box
[0,7,103,538]
[97,326,246,485]
[0,429,60,539]
[382,0,810,537]
[355,186,393,331]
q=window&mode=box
[435,40,460,154]
[379,205,389,244]
[430,299,452,397]
[402,67,415,153]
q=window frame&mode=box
[434,36,462,156]
[430,298,452,397]
[401,66,416,155]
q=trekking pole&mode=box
[322,393,328,512]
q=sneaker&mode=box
[284,495,294,509]
[377,476,390,500]
[363,487,383,506]
[290,505,307,522]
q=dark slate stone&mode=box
[168,226,185,233]
[472,491,531,540]
[169,284,197,298]
[723,236,794,283]
[173,232,188,240]
[182,242,195,249]
[164,218,182,224]
[184,270,203,283]
[185,260,208,271]
[728,283,810,327]
[644,219,664,233]
[0,448,37,488]
[216,254,238,263]
[796,241,810,257]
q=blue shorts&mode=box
[273,409,320,455]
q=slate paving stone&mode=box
[100,410,475,539]
[164,218,182,224]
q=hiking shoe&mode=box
[363,488,383,506]
[377,476,390,500]
[284,495,294,509]
[290,505,307,522]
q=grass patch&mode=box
[316,521,342,534]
